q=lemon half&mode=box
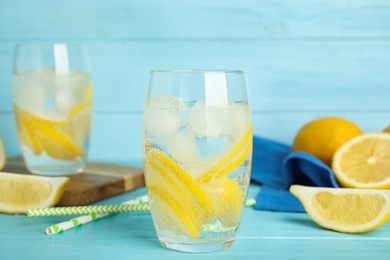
[332,133,390,189]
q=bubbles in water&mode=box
[144,94,185,136]
[167,128,199,163]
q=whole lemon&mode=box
[292,117,363,166]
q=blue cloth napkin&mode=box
[250,136,340,212]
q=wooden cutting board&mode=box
[3,157,145,206]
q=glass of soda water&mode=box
[13,43,93,176]
[143,70,252,253]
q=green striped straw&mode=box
[45,195,148,235]
[29,204,150,216]
[30,198,256,218]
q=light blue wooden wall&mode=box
[1,0,390,163]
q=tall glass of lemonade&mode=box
[143,70,252,253]
[13,43,93,176]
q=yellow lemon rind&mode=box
[147,149,214,214]
[29,121,85,158]
[197,124,252,182]
[14,104,68,127]
[147,185,200,238]
[290,185,390,233]
[145,160,204,228]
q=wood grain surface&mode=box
[3,157,145,206]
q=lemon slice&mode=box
[0,136,5,170]
[197,124,252,182]
[145,149,216,238]
[145,160,203,229]
[332,133,390,189]
[145,149,214,214]
[290,185,390,233]
[147,185,200,238]
[14,104,85,160]
[0,172,69,214]
[14,104,68,127]
[29,121,85,160]
[200,176,244,227]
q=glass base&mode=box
[28,166,83,176]
[21,147,86,176]
[159,239,235,253]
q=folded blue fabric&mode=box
[250,136,340,212]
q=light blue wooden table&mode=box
[1,0,390,258]
[1,183,390,259]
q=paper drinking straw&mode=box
[46,213,109,235]
[45,195,149,235]
[29,198,256,217]
[28,204,151,216]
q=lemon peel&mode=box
[197,124,252,182]
[14,104,85,160]
[292,117,363,166]
[145,160,203,228]
[147,185,200,238]
[146,149,214,214]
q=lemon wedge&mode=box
[332,133,390,189]
[0,172,69,214]
[290,185,390,233]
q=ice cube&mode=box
[188,99,227,139]
[167,129,198,163]
[144,94,184,136]
[56,89,75,113]
[13,75,45,113]
[225,103,251,142]
[147,94,184,110]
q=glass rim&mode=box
[150,69,245,74]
